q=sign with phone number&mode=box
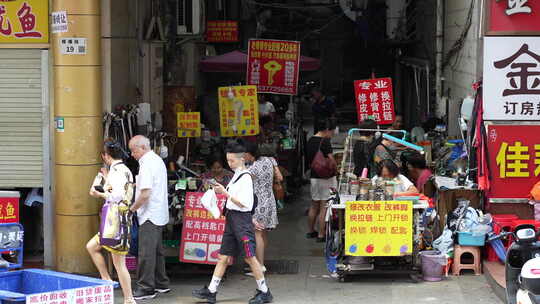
[180,192,227,264]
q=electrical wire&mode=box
[300,12,346,40]
[441,0,474,71]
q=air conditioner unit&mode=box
[177,0,202,35]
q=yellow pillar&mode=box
[52,0,102,273]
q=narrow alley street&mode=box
[116,185,501,304]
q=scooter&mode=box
[494,224,540,304]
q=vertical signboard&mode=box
[483,37,540,120]
[177,112,201,138]
[218,85,259,137]
[180,192,227,265]
[247,39,300,95]
[354,77,396,125]
[487,125,540,199]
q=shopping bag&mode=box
[310,138,336,178]
[99,203,121,246]
[128,212,139,257]
[201,189,221,219]
[310,150,336,178]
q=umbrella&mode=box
[199,50,320,72]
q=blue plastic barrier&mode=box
[0,269,117,303]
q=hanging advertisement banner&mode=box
[179,192,227,265]
[217,85,259,137]
[483,37,540,120]
[206,20,238,43]
[485,0,540,35]
[177,112,201,138]
[354,77,396,125]
[0,0,48,43]
[487,124,540,199]
[247,39,300,95]
[345,201,413,257]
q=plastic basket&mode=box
[0,269,117,303]
[457,232,485,246]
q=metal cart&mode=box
[324,128,427,282]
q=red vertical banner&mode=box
[180,192,227,264]
[487,125,540,199]
[354,77,395,125]
[247,39,300,95]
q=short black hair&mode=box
[315,117,337,133]
[359,119,377,136]
[205,153,226,169]
[225,142,246,154]
[103,139,126,160]
[408,154,427,169]
[377,159,400,177]
[244,140,260,160]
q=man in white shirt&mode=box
[258,94,276,119]
[129,135,170,300]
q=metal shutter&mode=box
[0,49,43,187]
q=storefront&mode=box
[0,0,52,268]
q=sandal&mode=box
[124,298,137,304]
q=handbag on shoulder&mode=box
[310,138,336,178]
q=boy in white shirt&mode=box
[192,143,273,304]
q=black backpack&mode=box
[226,172,258,215]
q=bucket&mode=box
[420,250,447,282]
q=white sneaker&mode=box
[155,287,171,294]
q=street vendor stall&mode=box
[325,128,431,282]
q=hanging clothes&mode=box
[471,85,490,191]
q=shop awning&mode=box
[199,50,320,72]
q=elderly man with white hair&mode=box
[128,135,170,300]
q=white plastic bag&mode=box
[201,189,221,219]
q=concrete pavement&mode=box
[118,186,502,304]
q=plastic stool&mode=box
[452,245,482,276]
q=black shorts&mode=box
[219,210,256,258]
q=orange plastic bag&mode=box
[531,181,540,201]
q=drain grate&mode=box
[263,260,299,275]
